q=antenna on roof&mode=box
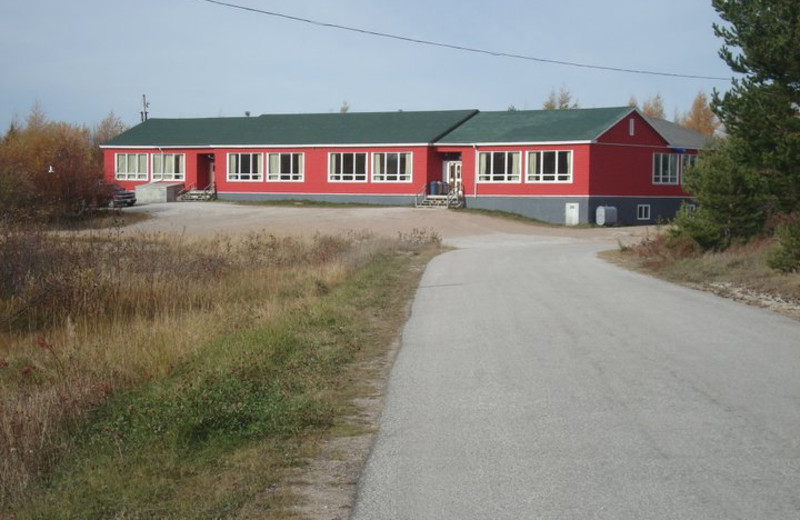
[140,94,150,122]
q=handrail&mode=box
[414,184,429,207]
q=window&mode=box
[115,153,148,181]
[329,152,367,182]
[629,118,635,136]
[478,151,520,182]
[227,153,263,181]
[637,204,651,221]
[267,153,303,182]
[372,152,412,182]
[152,153,185,181]
[527,150,572,183]
[653,153,679,185]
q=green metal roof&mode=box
[435,106,635,144]
[103,109,479,147]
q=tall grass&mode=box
[0,223,440,516]
[615,230,800,302]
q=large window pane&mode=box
[329,152,367,182]
[227,153,262,181]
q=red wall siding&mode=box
[105,146,432,196]
[435,144,592,197]
[213,146,430,195]
[591,112,691,197]
[596,111,665,147]
[103,148,202,189]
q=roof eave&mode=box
[101,142,435,150]
[436,140,594,147]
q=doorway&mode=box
[197,154,215,190]
[443,161,462,193]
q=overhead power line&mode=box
[198,0,729,81]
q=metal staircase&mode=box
[415,182,464,209]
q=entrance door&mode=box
[565,203,580,226]
[207,160,215,191]
[443,161,462,192]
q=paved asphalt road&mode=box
[351,233,800,519]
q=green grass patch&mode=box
[455,207,564,227]
[13,243,434,519]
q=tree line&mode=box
[529,86,720,137]
[0,106,127,222]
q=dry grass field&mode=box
[0,217,440,518]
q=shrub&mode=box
[669,204,726,251]
[0,107,120,223]
[768,217,800,272]
[676,138,770,250]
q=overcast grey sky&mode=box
[1,0,734,130]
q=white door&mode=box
[443,161,462,192]
[565,203,580,226]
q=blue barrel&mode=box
[429,181,440,195]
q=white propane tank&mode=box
[596,206,618,226]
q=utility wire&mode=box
[198,0,729,81]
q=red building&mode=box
[102,107,705,225]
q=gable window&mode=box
[637,204,651,221]
[527,150,572,183]
[227,153,263,181]
[372,152,412,182]
[152,153,185,181]
[653,153,679,185]
[329,152,367,182]
[267,153,303,182]
[115,153,148,181]
[478,151,520,182]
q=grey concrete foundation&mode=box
[218,192,416,206]
[216,192,693,226]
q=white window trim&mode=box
[328,152,368,183]
[114,153,148,181]
[476,150,522,183]
[652,153,680,185]
[152,153,185,182]
[637,204,651,221]
[526,150,574,184]
[371,152,413,183]
[227,152,264,182]
[266,152,304,182]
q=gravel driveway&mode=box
[123,202,652,247]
